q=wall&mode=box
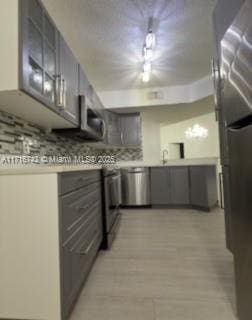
[141,111,161,164]
[98,75,213,109]
[130,96,215,164]
[161,111,221,202]
[0,97,215,164]
[0,110,143,162]
[160,112,220,160]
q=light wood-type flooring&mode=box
[71,208,237,320]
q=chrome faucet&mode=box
[162,149,169,165]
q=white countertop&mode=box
[0,164,103,175]
[117,158,218,168]
[0,157,218,175]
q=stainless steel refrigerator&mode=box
[216,0,252,319]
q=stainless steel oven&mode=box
[101,168,121,249]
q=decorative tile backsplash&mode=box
[0,110,143,162]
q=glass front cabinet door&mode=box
[20,0,59,113]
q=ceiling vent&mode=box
[147,91,164,100]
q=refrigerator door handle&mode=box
[219,172,224,209]
[228,116,252,131]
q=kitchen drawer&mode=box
[61,219,102,319]
[60,182,102,243]
[76,232,101,285]
[65,209,101,253]
[62,200,102,245]
[58,170,101,195]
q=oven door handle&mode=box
[111,213,121,235]
[112,175,121,206]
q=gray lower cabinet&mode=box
[170,167,190,205]
[151,166,217,210]
[151,167,171,205]
[189,166,218,210]
[58,34,79,125]
[58,170,103,320]
[151,167,190,206]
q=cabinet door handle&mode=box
[77,201,100,213]
[78,231,98,255]
[111,214,121,235]
[56,75,65,109]
[62,78,67,109]
[77,203,89,212]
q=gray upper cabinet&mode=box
[151,167,170,205]
[57,34,79,125]
[20,0,58,110]
[170,167,190,205]
[104,111,122,146]
[104,111,142,148]
[120,113,142,147]
[17,0,79,127]
[79,66,104,112]
[0,0,101,128]
[79,67,90,97]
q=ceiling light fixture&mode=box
[143,61,152,73]
[142,18,155,83]
[142,71,150,83]
[145,31,156,49]
[143,46,153,61]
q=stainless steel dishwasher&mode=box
[121,167,151,206]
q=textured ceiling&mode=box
[42,0,217,91]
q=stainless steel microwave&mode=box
[54,95,106,142]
